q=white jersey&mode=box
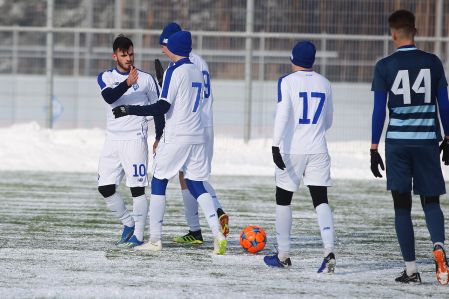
[97,68,160,140]
[273,70,333,154]
[190,53,214,128]
[160,58,205,144]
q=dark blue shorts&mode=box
[385,142,446,196]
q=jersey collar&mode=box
[396,45,417,52]
[173,57,192,66]
[114,68,130,75]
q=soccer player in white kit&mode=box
[263,41,336,272]
[112,31,227,255]
[97,35,163,248]
[157,22,229,245]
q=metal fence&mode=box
[1,0,448,141]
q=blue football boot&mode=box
[123,235,144,248]
[264,254,292,268]
[317,252,336,273]
[115,225,135,246]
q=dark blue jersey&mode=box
[371,46,447,144]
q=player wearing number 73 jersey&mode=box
[370,10,449,284]
[264,41,336,273]
[112,31,227,255]
[158,22,229,245]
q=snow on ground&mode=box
[4,122,448,180]
[1,172,449,298]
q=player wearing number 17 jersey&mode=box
[264,41,336,273]
[370,10,449,284]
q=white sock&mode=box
[149,194,166,242]
[181,189,201,232]
[104,192,134,227]
[434,241,445,250]
[405,261,417,276]
[316,203,335,256]
[132,194,148,241]
[197,192,220,236]
[203,181,222,210]
[276,204,292,255]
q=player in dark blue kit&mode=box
[371,10,449,285]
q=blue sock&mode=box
[422,202,445,244]
[394,208,415,261]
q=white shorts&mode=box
[275,153,332,192]
[153,142,209,181]
[98,138,149,187]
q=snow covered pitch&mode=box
[1,172,448,298]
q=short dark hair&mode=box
[113,35,133,52]
[388,10,416,36]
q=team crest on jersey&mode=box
[133,83,139,90]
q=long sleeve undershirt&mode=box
[437,87,449,136]
[101,80,130,104]
[371,91,387,144]
[154,114,165,140]
[127,100,171,117]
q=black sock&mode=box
[217,208,225,218]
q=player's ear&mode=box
[391,30,397,42]
[112,53,118,62]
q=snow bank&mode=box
[2,123,447,180]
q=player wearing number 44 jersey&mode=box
[96,35,163,248]
[371,10,449,285]
[264,41,336,273]
[112,31,227,255]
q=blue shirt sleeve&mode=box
[437,87,449,136]
[371,60,387,92]
[153,114,165,140]
[371,91,387,144]
[127,100,171,117]
[101,80,130,104]
[433,55,448,88]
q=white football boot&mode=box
[135,240,162,251]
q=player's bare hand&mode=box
[370,149,385,178]
[439,138,449,165]
[126,66,138,87]
[153,139,160,154]
[272,146,286,170]
[112,105,129,118]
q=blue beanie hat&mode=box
[291,41,316,68]
[159,22,182,45]
[167,31,192,57]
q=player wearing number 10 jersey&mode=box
[264,41,336,273]
[370,10,449,284]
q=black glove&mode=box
[112,105,129,118]
[370,149,385,178]
[440,138,449,165]
[154,59,164,87]
[272,146,286,170]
